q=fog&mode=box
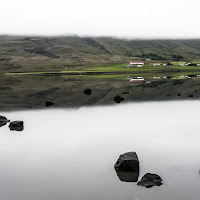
[0,101,200,200]
[0,0,200,38]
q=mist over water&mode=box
[1,101,200,200]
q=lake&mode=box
[1,101,200,200]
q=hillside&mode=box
[1,35,200,73]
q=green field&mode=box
[5,62,200,79]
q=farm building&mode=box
[130,77,144,81]
[130,62,144,65]
[130,78,144,82]
[153,77,161,79]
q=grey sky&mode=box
[0,0,199,38]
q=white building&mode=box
[130,62,144,65]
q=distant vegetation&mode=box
[140,53,166,60]
[1,35,200,74]
[172,55,184,61]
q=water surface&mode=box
[0,101,200,200]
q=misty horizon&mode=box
[1,0,200,39]
[1,34,200,41]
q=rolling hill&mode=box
[1,35,200,73]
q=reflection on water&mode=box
[116,171,139,182]
[1,75,200,110]
[1,101,200,200]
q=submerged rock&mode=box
[0,116,10,127]
[188,95,193,98]
[83,88,92,95]
[137,173,163,188]
[9,121,24,131]
[116,171,139,182]
[45,101,54,107]
[113,95,124,103]
[114,152,139,171]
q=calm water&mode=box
[1,101,200,200]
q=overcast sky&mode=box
[0,0,199,38]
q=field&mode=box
[5,62,200,81]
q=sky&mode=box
[0,0,200,38]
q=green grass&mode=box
[86,74,127,80]
[86,63,167,72]
[5,62,200,79]
[170,66,200,70]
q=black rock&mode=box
[137,173,163,188]
[45,101,54,107]
[178,93,181,96]
[83,88,92,95]
[113,95,124,103]
[0,116,8,121]
[9,121,24,131]
[188,95,193,98]
[114,152,139,171]
[0,121,7,127]
[0,116,10,127]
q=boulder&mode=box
[83,88,92,95]
[114,152,139,171]
[45,101,54,107]
[0,116,10,127]
[137,173,163,188]
[113,95,124,103]
[9,121,24,131]
[0,116,8,121]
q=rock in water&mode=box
[45,101,54,107]
[9,121,24,131]
[83,88,92,95]
[113,95,124,103]
[0,116,10,127]
[0,121,7,127]
[114,152,139,171]
[0,116,8,121]
[137,173,163,188]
